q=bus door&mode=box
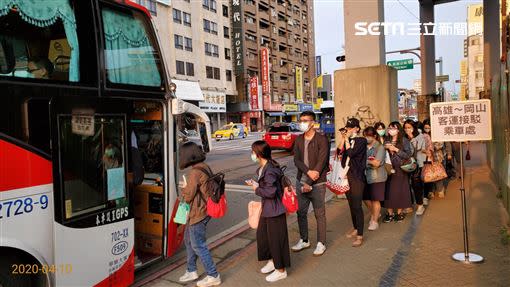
[128,101,167,268]
[52,101,134,287]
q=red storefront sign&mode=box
[260,47,270,95]
[249,76,259,110]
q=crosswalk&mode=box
[210,133,263,153]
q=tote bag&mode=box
[248,201,262,229]
[421,160,448,183]
[173,201,190,225]
[326,156,350,195]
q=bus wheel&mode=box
[229,134,234,140]
[0,249,46,287]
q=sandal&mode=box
[352,236,363,247]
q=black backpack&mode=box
[193,166,225,204]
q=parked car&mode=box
[263,122,302,151]
[213,123,249,141]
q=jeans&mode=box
[411,167,424,205]
[296,181,327,244]
[184,216,218,277]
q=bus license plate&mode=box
[271,136,279,139]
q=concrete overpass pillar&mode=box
[483,0,501,98]
[343,0,386,68]
[419,0,436,121]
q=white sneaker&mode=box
[260,260,275,274]
[423,198,429,206]
[196,274,221,287]
[416,205,426,216]
[179,271,198,282]
[368,220,379,231]
[313,242,326,256]
[291,239,310,252]
[265,269,287,282]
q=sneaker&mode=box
[383,214,394,223]
[395,213,405,222]
[423,198,429,206]
[265,269,287,282]
[416,205,426,216]
[179,271,199,283]
[368,220,379,231]
[437,191,445,198]
[429,193,435,199]
[196,275,221,287]
[260,260,275,274]
[313,242,326,256]
[404,207,414,214]
[291,239,310,252]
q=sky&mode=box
[313,0,481,93]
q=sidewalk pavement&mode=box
[145,143,510,287]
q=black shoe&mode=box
[383,214,394,223]
[395,213,405,222]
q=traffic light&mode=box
[336,55,346,62]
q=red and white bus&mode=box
[0,1,211,286]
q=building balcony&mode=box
[245,3,257,14]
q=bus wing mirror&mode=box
[0,39,15,75]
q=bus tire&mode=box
[0,248,47,287]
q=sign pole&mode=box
[451,142,484,264]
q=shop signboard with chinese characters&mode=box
[249,76,259,110]
[260,47,270,95]
[295,66,303,102]
[283,104,298,112]
[298,103,313,112]
[199,92,226,113]
[430,99,492,142]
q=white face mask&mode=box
[299,122,310,132]
[388,129,398,136]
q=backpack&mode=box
[193,166,227,218]
[279,166,298,213]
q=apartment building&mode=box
[228,0,316,130]
[467,4,484,100]
[142,0,237,132]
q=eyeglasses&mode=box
[28,68,41,73]
[299,120,313,123]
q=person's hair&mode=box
[299,111,316,121]
[28,57,54,75]
[374,122,386,130]
[251,140,280,167]
[416,121,425,131]
[387,121,404,149]
[179,142,206,170]
[403,119,419,139]
[363,126,380,142]
[423,118,431,127]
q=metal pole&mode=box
[452,142,484,263]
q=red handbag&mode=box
[206,194,227,218]
[282,186,298,213]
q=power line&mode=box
[397,0,420,21]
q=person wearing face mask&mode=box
[246,141,290,283]
[383,122,413,223]
[423,119,448,199]
[374,122,387,144]
[292,111,330,255]
[362,126,387,231]
[403,120,428,215]
[339,118,368,247]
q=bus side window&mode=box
[0,0,79,81]
[58,116,128,220]
[100,6,162,87]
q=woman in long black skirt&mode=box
[246,140,290,283]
